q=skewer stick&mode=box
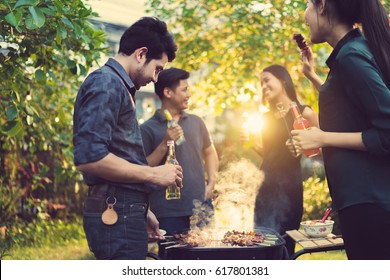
[265,237,278,241]
[276,102,297,156]
[159,241,177,245]
[254,242,271,246]
[165,244,187,249]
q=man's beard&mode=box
[133,64,149,90]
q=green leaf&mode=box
[85,21,98,32]
[61,17,73,28]
[80,34,90,44]
[48,70,57,82]
[3,121,22,137]
[25,103,40,117]
[67,60,77,74]
[6,105,19,120]
[35,69,46,81]
[15,25,22,33]
[53,0,64,12]
[4,11,22,27]
[29,6,45,28]
[59,25,67,39]
[12,91,21,103]
[14,0,39,9]
[25,103,34,115]
[40,7,56,16]
[78,64,86,76]
[73,23,82,37]
[25,14,37,30]
[55,29,62,44]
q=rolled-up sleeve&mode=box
[73,72,123,165]
[339,52,390,156]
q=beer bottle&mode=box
[290,102,320,157]
[164,109,186,145]
[165,140,181,200]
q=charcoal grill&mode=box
[159,227,287,260]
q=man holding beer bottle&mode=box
[140,68,219,236]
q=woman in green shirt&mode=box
[291,0,390,259]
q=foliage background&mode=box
[0,0,108,256]
[3,0,383,257]
[1,0,107,218]
[146,0,332,116]
[144,0,333,168]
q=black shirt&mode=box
[319,29,390,211]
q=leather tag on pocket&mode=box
[101,204,118,225]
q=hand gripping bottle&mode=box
[164,109,186,145]
[290,102,320,157]
[165,140,180,200]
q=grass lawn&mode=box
[3,239,95,260]
[293,249,347,260]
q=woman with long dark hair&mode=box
[291,0,390,259]
[251,65,318,257]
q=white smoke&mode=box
[189,158,264,232]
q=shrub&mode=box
[1,215,86,259]
[0,180,23,226]
[1,0,107,226]
[10,216,85,249]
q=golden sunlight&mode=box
[242,109,267,135]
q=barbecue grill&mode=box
[159,227,287,260]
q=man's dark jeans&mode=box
[83,186,149,260]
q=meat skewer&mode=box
[222,230,266,246]
[164,230,271,248]
[293,33,309,50]
[170,232,202,247]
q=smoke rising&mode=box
[190,158,264,233]
[214,158,264,231]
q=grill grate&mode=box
[159,227,287,260]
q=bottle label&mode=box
[166,185,181,200]
[165,140,180,200]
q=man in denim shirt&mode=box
[73,17,182,260]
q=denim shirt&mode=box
[319,29,390,211]
[73,58,156,193]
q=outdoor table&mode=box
[286,230,344,259]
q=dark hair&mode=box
[154,68,190,100]
[119,17,178,62]
[262,65,300,111]
[310,0,390,87]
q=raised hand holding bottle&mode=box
[164,109,186,145]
